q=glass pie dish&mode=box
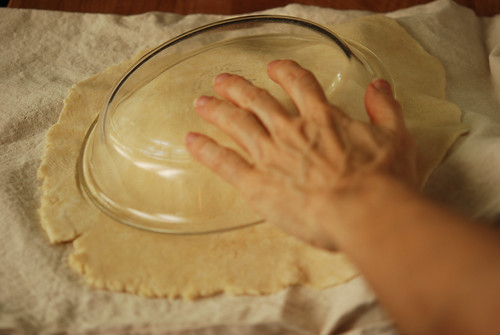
[77,15,392,234]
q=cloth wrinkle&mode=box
[1,1,500,334]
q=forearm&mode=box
[187,61,499,333]
[324,174,500,334]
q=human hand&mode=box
[185,60,416,249]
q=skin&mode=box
[185,59,500,334]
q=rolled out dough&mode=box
[38,15,467,299]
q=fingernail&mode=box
[195,96,211,107]
[214,73,231,85]
[268,59,281,69]
[373,79,393,95]
[185,132,199,145]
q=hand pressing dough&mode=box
[84,28,376,232]
[38,15,467,299]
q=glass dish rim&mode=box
[76,14,377,235]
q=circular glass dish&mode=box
[78,15,392,234]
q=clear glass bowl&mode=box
[78,15,392,234]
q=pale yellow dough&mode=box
[38,15,467,299]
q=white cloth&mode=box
[1,0,499,334]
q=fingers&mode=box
[212,73,290,133]
[267,59,332,122]
[364,79,406,132]
[195,95,270,155]
[185,132,253,187]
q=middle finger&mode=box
[213,73,291,134]
[195,95,271,156]
[267,60,337,124]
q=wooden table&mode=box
[7,0,500,16]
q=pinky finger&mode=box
[185,132,253,187]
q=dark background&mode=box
[5,0,500,16]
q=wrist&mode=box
[316,172,419,251]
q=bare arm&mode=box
[185,59,500,334]
[333,174,500,334]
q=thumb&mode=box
[364,79,405,131]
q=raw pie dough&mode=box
[38,15,467,299]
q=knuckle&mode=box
[253,141,275,166]
[243,86,269,107]
[208,97,225,112]
[192,138,213,157]
[218,105,240,125]
[316,104,336,121]
[208,146,230,173]
[274,115,294,134]
[198,97,222,118]
[283,67,314,86]
[221,107,257,132]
